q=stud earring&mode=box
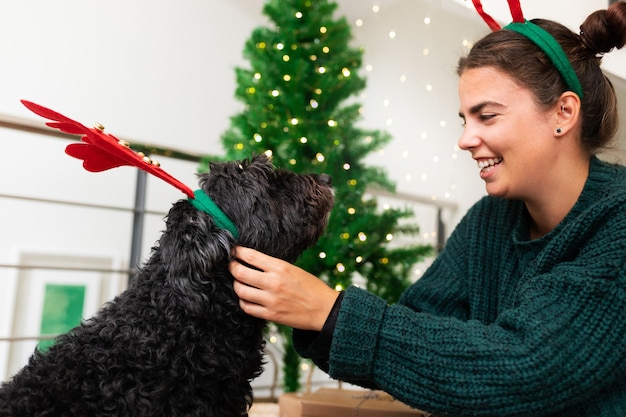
[556,127,562,134]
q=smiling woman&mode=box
[229,1,626,415]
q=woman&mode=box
[230,2,626,416]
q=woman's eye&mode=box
[479,114,496,122]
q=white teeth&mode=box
[477,158,502,169]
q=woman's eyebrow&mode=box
[458,101,504,118]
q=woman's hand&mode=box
[229,246,340,331]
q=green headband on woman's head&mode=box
[471,0,584,98]
[504,21,584,98]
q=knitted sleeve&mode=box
[326,196,626,416]
[293,197,481,377]
[330,271,626,415]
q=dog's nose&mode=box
[317,174,332,186]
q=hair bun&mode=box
[580,2,626,55]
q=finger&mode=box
[229,259,266,288]
[233,278,264,304]
[238,298,271,321]
[233,246,280,271]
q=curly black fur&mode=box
[0,154,334,417]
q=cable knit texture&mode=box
[296,157,626,417]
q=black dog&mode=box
[0,154,334,417]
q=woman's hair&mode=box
[457,2,626,154]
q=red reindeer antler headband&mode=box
[471,0,583,98]
[21,100,239,239]
[471,0,524,30]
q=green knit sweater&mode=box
[294,157,626,417]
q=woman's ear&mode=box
[554,92,581,137]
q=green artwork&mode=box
[38,284,85,351]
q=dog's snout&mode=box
[317,174,332,186]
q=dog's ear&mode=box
[158,200,235,315]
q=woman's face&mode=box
[457,66,556,201]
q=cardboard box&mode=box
[300,388,428,417]
[278,392,303,417]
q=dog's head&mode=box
[156,154,334,284]
[201,154,334,261]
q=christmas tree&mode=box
[215,0,433,392]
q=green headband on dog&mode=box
[471,0,584,98]
[189,190,239,239]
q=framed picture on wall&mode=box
[2,251,126,379]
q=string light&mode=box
[348,5,477,208]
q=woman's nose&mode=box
[457,126,481,151]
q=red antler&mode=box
[507,0,524,23]
[471,0,525,31]
[21,100,195,198]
